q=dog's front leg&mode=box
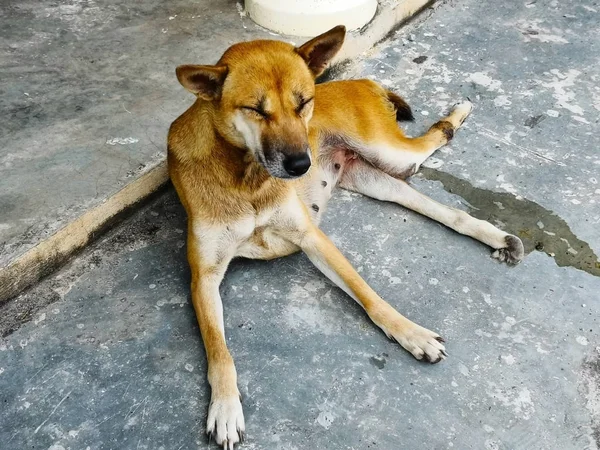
[277,199,447,363]
[188,223,245,449]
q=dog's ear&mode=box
[295,25,346,77]
[175,65,228,100]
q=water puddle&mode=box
[419,167,600,277]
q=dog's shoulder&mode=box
[168,102,215,161]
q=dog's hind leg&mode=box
[339,159,524,264]
[351,101,473,179]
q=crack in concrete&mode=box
[419,167,600,277]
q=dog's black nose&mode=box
[283,152,311,176]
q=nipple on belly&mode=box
[332,148,358,171]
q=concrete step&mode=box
[0,0,434,304]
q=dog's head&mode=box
[176,25,346,179]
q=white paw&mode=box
[492,234,525,265]
[451,100,474,126]
[390,324,448,364]
[207,396,245,449]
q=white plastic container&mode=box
[246,0,378,37]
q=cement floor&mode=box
[1,0,599,449]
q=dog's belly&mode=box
[296,147,362,224]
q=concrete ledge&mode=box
[0,0,435,304]
[0,163,169,305]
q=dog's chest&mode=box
[297,165,339,224]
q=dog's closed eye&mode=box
[296,97,314,114]
[242,106,270,119]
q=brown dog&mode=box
[167,25,524,448]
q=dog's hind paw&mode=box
[207,395,245,449]
[450,100,473,127]
[491,234,524,265]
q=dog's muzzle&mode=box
[282,152,311,177]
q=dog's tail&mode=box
[386,90,414,122]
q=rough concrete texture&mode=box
[2,0,600,449]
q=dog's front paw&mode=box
[207,395,245,449]
[390,323,448,364]
[492,234,524,265]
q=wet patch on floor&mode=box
[419,167,600,277]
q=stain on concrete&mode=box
[524,114,546,128]
[369,353,388,370]
[419,167,600,277]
